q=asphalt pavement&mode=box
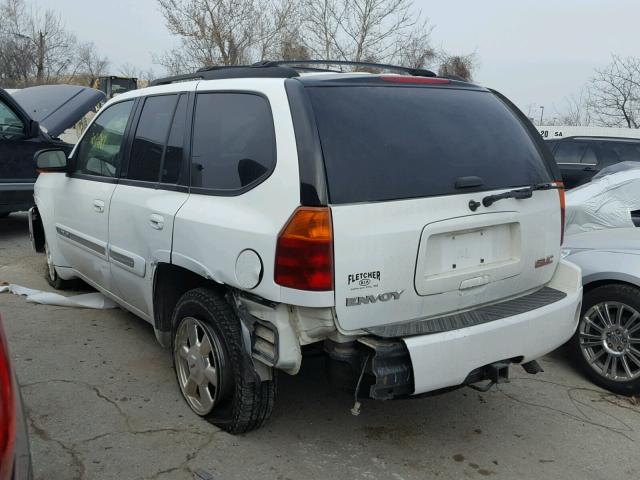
[1,212,638,480]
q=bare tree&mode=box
[117,63,157,87]
[28,9,77,84]
[156,0,297,71]
[74,41,109,86]
[253,0,298,60]
[0,0,111,87]
[299,0,342,60]
[394,24,435,69]
[155,0,447,74]
[298,0,436,68]
[0,0,35,86]
[588,55,640,129]
[437,52,477,81]
[555,89,592,126]
[118,62,140,78]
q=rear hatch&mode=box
[306,81,562,332]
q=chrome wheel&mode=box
[580,302,640,382]
[44,241,56,281]
[174,316,224,415]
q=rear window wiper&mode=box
[482,182,561,208]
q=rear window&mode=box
[307,86,552,204]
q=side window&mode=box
[581,145,598,165]
[74,100,134,177]
[553,140,585,164]
[128,95,177,182]
[545,139,558,152]
[553,140,598,165]
[191,93,275,191]
[0,99,25,140]
[603,141,640,163]
[161,95,188,184]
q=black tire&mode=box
[44,240,78,290]
[569,284,640,395]
[171,287,276,433]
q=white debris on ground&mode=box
[565,161,640,235]
[0,283,117,309]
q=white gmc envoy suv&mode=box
[29,61,582,433]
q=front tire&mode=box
[44,240,77,290]
[570,284,640,395]
[171,288,276,433]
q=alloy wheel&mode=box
[44,241,56,282]
[174,316,224,415]
[579,302,640,382]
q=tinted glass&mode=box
[581,145,598,165]
[0,99,24,140]
[111,79,137,95]
[129,95,176,182]
[307,86,551,204]
[161,95,188,184]
[554,141,597,165]
[191,93,275,191]
[74,100,133,177]
[599,141,640,164]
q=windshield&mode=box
[307,86,552,204]
[111,79,137,95]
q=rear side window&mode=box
[599,141,640,164]
[191,93,275,192]
[128,95,177,182]
[554,140,598,165]
[306,86,551,204]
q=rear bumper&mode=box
[405,260,582,395]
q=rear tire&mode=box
[569,284,640,395]
[44,240,77,290]
[171,287,276,433]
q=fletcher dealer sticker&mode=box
[347,271,381,290]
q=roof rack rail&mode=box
[150,65,300,86]
[253,60,437,77]
[149,59,437,86]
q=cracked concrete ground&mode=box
[1,212,639,480]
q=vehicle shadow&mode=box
[0,212,30,239]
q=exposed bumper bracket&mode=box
[359,337,414,400]
[466,361,510,392]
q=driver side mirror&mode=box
[35,149,68,172]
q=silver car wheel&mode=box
[174,316,223,415]
[580,301,640,382]
[44,241,56,281]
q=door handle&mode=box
[582,166,597,172]
[93,199,105,213]
[149,214,165,230]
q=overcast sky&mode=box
[34,0,639,119]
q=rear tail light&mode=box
[275,207,334,291]
[557,181,566,245]
[380,75,450,85]
[0,316,15,480]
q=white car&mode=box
[29,60,582,433]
